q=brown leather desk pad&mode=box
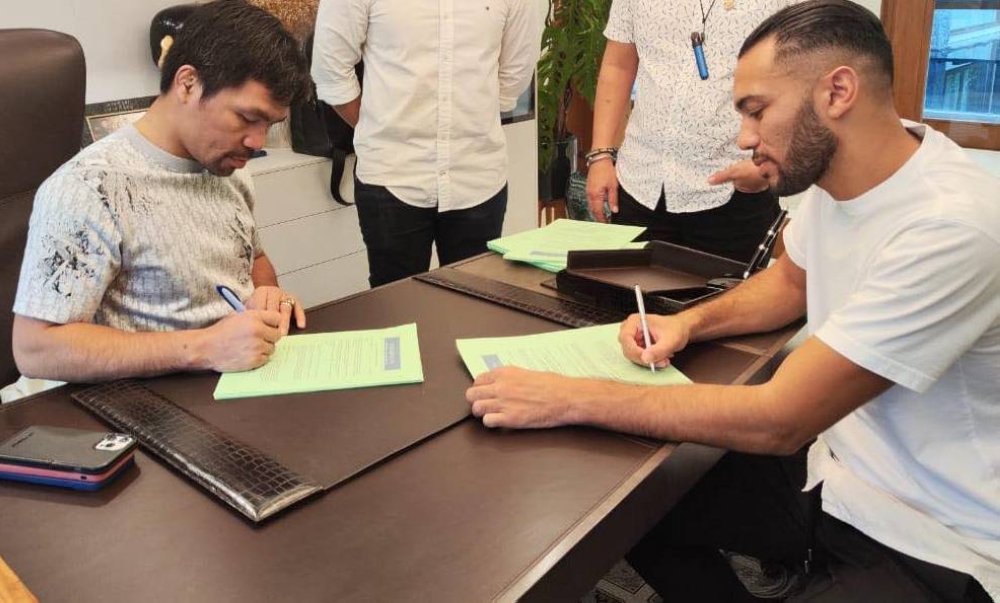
[0,256,795,601]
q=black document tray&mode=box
[558,241,746,315]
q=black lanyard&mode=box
[699,0,720,40]
[691,0,719,79]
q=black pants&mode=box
[627,450,815,603]
[627,450,993,603]
[612,186,781,263]
[354,178,507,288]
[796,515,992,603]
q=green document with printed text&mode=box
[214,323,424,400]
[487,219,647,272]
[456,323,690,385]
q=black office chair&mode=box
[0,29,86,385]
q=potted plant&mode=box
[537,0,612,201]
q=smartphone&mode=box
[0,426,137,491]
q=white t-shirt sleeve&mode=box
[603,0,633,43]
[816,218,1000,392]
[13,169,122,325]
[781,192,815,271]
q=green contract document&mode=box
[487,219,647,272]
[214,323,424,400]
[456,323,691,385]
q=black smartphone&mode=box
[0,426,137,491]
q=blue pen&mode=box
[216,285,245,312]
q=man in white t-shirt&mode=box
[311,0,540,287]
[11,1,309,386]
[586,0,799,262]
[467,1,999,601]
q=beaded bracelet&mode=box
[585,146,618,167]
[586,153,615,167]
[585,147,618,160]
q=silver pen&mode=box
[634,284,656,373]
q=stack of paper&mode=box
[457,323,691,386]
[487,219,647,272]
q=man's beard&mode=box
[205,151,251,177]
[762,100,839,197]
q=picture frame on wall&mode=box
[81,95,157,147]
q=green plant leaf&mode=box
[537,0,612,170]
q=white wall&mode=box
[1,0,181,103]
[855,0,882,15]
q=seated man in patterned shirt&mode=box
[11,0,310,384]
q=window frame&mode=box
[883,0,1000,150]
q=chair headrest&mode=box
[0,29,85,201]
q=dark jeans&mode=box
[627,450,816,603]
[613,186,781,263]
[627,450,992,603]
[354,178,507,288]
[795,515,992,603]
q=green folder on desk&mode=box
[488,219,647,272]
[214,323,424,400]
[457,323,690,385]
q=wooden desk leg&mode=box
[538,199,568,226]
[553,199,568,222]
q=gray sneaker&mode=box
[721,551,806,599]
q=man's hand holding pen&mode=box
[202,310,282,372]
[210,284,306,372]
[618,313,693,369]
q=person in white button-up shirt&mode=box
[586,0,799,262]
[311,0,540,287]
[467,2,1000,601]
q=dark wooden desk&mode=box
[0,254,799,602]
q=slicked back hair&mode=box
[739,0,894,87]
[159,0,309,105]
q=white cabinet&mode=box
[249,149,368,309]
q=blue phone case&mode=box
[0,457,135,491]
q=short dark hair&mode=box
[159,0,309,105]
[739,0,894,86]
